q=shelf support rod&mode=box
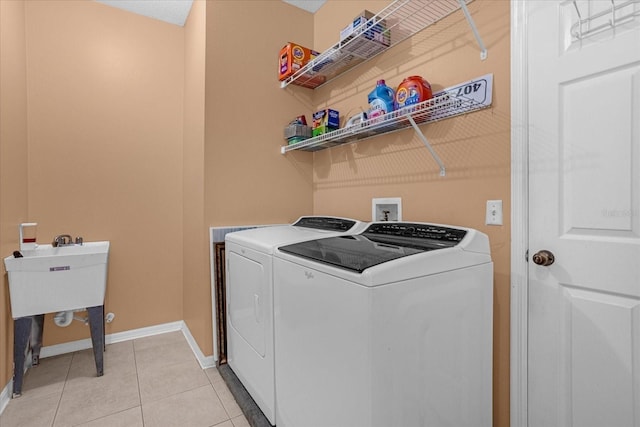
[407,115,445,177]
[458,0,488,60]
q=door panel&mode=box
[561,287,640,427]
[561,66,640,235]
[527,1,640,426]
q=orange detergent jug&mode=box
[394,76,433,110]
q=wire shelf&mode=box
[570,0,640,40]
[280,0,484,89]
[280,74,493,155]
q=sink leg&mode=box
[30,314,45,366]
[12,316,32,397]
[87,305,104,377]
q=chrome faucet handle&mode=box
[52,234,73,247]
[75,237,83,245]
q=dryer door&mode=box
[226,245,271,357]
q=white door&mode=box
[526,1,640,426]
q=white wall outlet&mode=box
[486,200,503,225]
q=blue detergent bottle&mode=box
[368,79,395,120]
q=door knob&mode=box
[532,250,555,266]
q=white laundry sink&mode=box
[3,241,110,319]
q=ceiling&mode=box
[282,0,326,13]
[95,0,326,27]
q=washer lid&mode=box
[278,223,467,273]
[225,216,365,253]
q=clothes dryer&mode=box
[225,216,366,425]
[273,222,493,427]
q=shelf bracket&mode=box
[407,115,445,177]
[458,0,488,60]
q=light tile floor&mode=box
[0,331,248,427]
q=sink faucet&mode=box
[52,234,73,247]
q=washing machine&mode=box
[273,222,493,427]
[224,216,366,425]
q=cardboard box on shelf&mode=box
[340,10,391,57]
[312,109,340,137]
[279,42,320,81]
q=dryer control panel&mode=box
[293,216,358,232]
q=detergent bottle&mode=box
[395,75,433,110]
[367,79,395,120]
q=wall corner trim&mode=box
[181,321,216,369]
[510,0,530,426]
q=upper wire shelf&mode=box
[571,0,640,40]
[280,0,485,90]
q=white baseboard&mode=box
[0,379,12,416]
[38,320,185,358]
[181,322,216,369]
[1,320,214,415]
[109,320,185,345]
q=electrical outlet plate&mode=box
[486,200,503,225]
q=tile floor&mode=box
[0,331,248,427]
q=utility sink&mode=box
[3,241,110,319]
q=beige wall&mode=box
[184,0,317,357]
[311,2,511,426]
[191,0,315,358]
[1,3,512,426]
[23,0,185,344]
[183,0,211,356]
[0,0,30,391]
[0,0,316,388]
[204,0,314,228]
